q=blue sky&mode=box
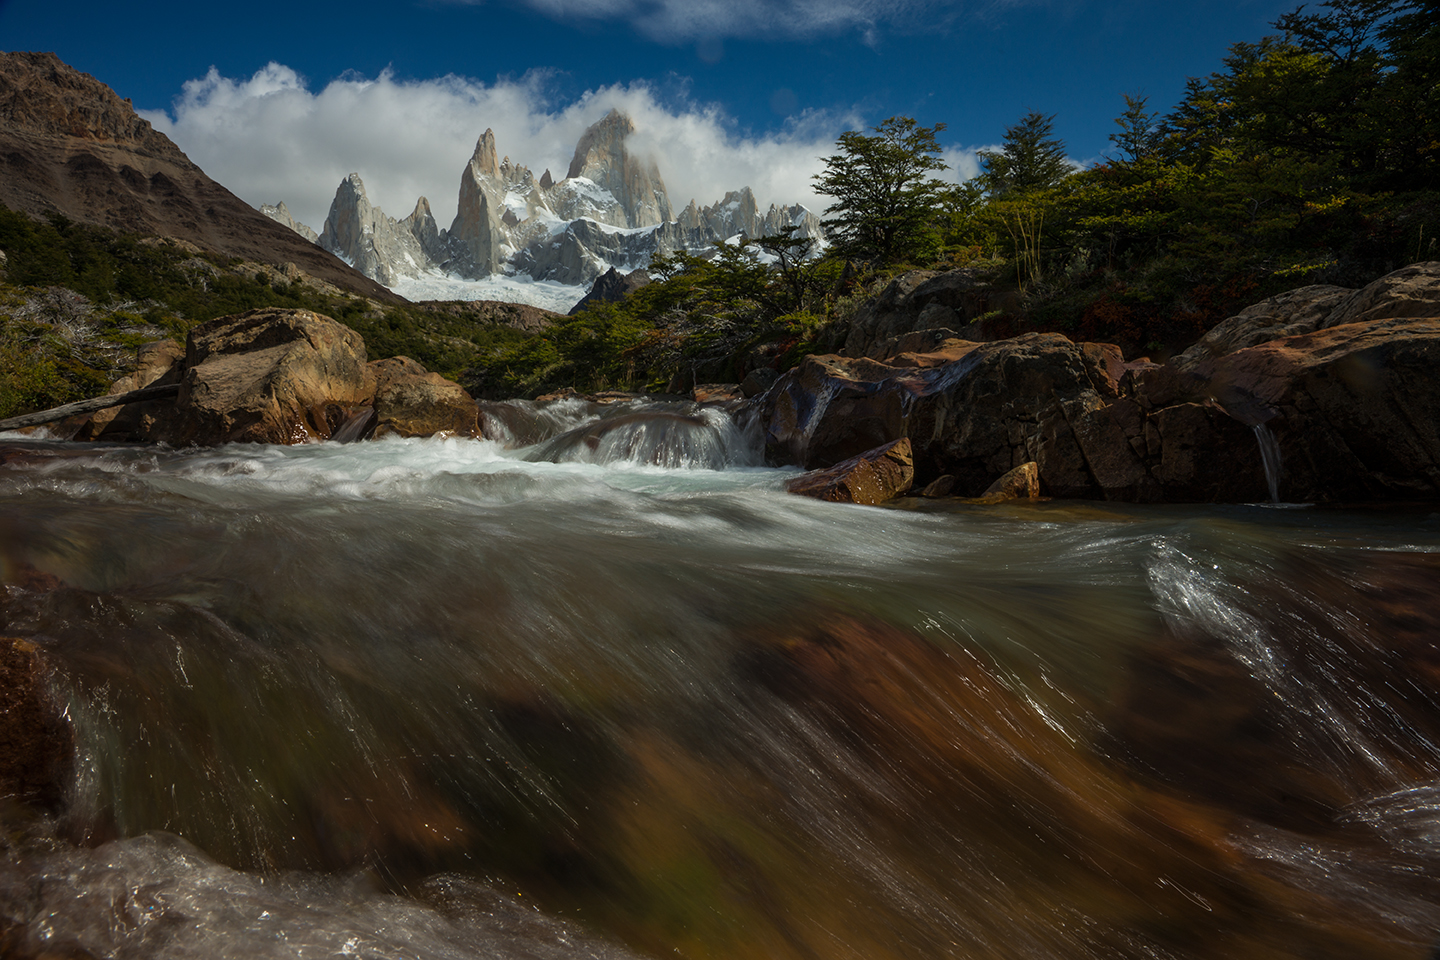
[1,0,1298,228]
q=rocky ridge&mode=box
[265,110,824,291]
[0,51,401,303]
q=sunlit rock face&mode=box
[318,173,432,286]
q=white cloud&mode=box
[453,0,972,43]
[141,64,874,235]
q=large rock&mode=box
[73,340,185,441]
[154,308,370,445]
[757,333,1268,502]
[841,268,1020,360]
[368,356,480,439]
[1172,262,1440,371]
[784,438,914,505]
[1200,316,1440,501]
[1171,284,1353,371]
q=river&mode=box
[2,397,1439,959]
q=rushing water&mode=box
[2,398,1440,960]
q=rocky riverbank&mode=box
[10,260,1440,506]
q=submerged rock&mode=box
[0,636,73,814]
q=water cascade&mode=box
[1252,422,1285,503]
[2,398,1439,960]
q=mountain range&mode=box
[263,110,825,297]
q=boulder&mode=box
[1200,316,1440,501]
[982,461,1040,500]
[739,366,779,398]
[368,356,480,439]
[1321,261,1440,329]
[1172,285,1352,371]
[152,308,370,445]
[72,340,185,441]
[842,268,1020,360]
[756,333,1270,502]
[784,438,913,505]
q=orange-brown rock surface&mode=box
[784,437,914,504]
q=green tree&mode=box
[978,111,1073,197]
[1108,93,1164,163]
[812,116,951,266]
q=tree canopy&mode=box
[978,111,1073,196]
[812,116,951,266]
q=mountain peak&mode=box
[469,129,500,179]
[562,110,671,229]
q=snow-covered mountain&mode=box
[260,110,823,309]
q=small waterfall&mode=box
[1253,423,1283,503]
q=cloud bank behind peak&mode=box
[141,63,995,243]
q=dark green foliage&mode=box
[472,238,841,399]
[978,112,1073,197]
[1108,94,1164,164]
[0,205,530,419]
[813,116,951,266]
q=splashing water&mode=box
[2,398,1440,960]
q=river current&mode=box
[2,397,1439,959]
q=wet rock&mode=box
[691,383,743,403]
[0,637,73,813]
[982,461,1040,499]
[150,308,370,445]
[784,437,913,505]
[368,356,480,439]
[1201,317,1440,501]
[920,474,957,497]
[739,366,779,398]
[756,330,1281,502]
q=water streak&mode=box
[1253,422,1284,502]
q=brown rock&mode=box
[1202,316,1440,500]
[784,438,913,505]
[920,474,957,497]
[1172,284,1353,371]
[73,340,186,441]
[151,308,370,445]
[0,53,401,303]
[691,383,743,403]
[0,637,73,812]
[368,356,480,439]
[982,461,1040,499]
[1321,261,1440,329]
